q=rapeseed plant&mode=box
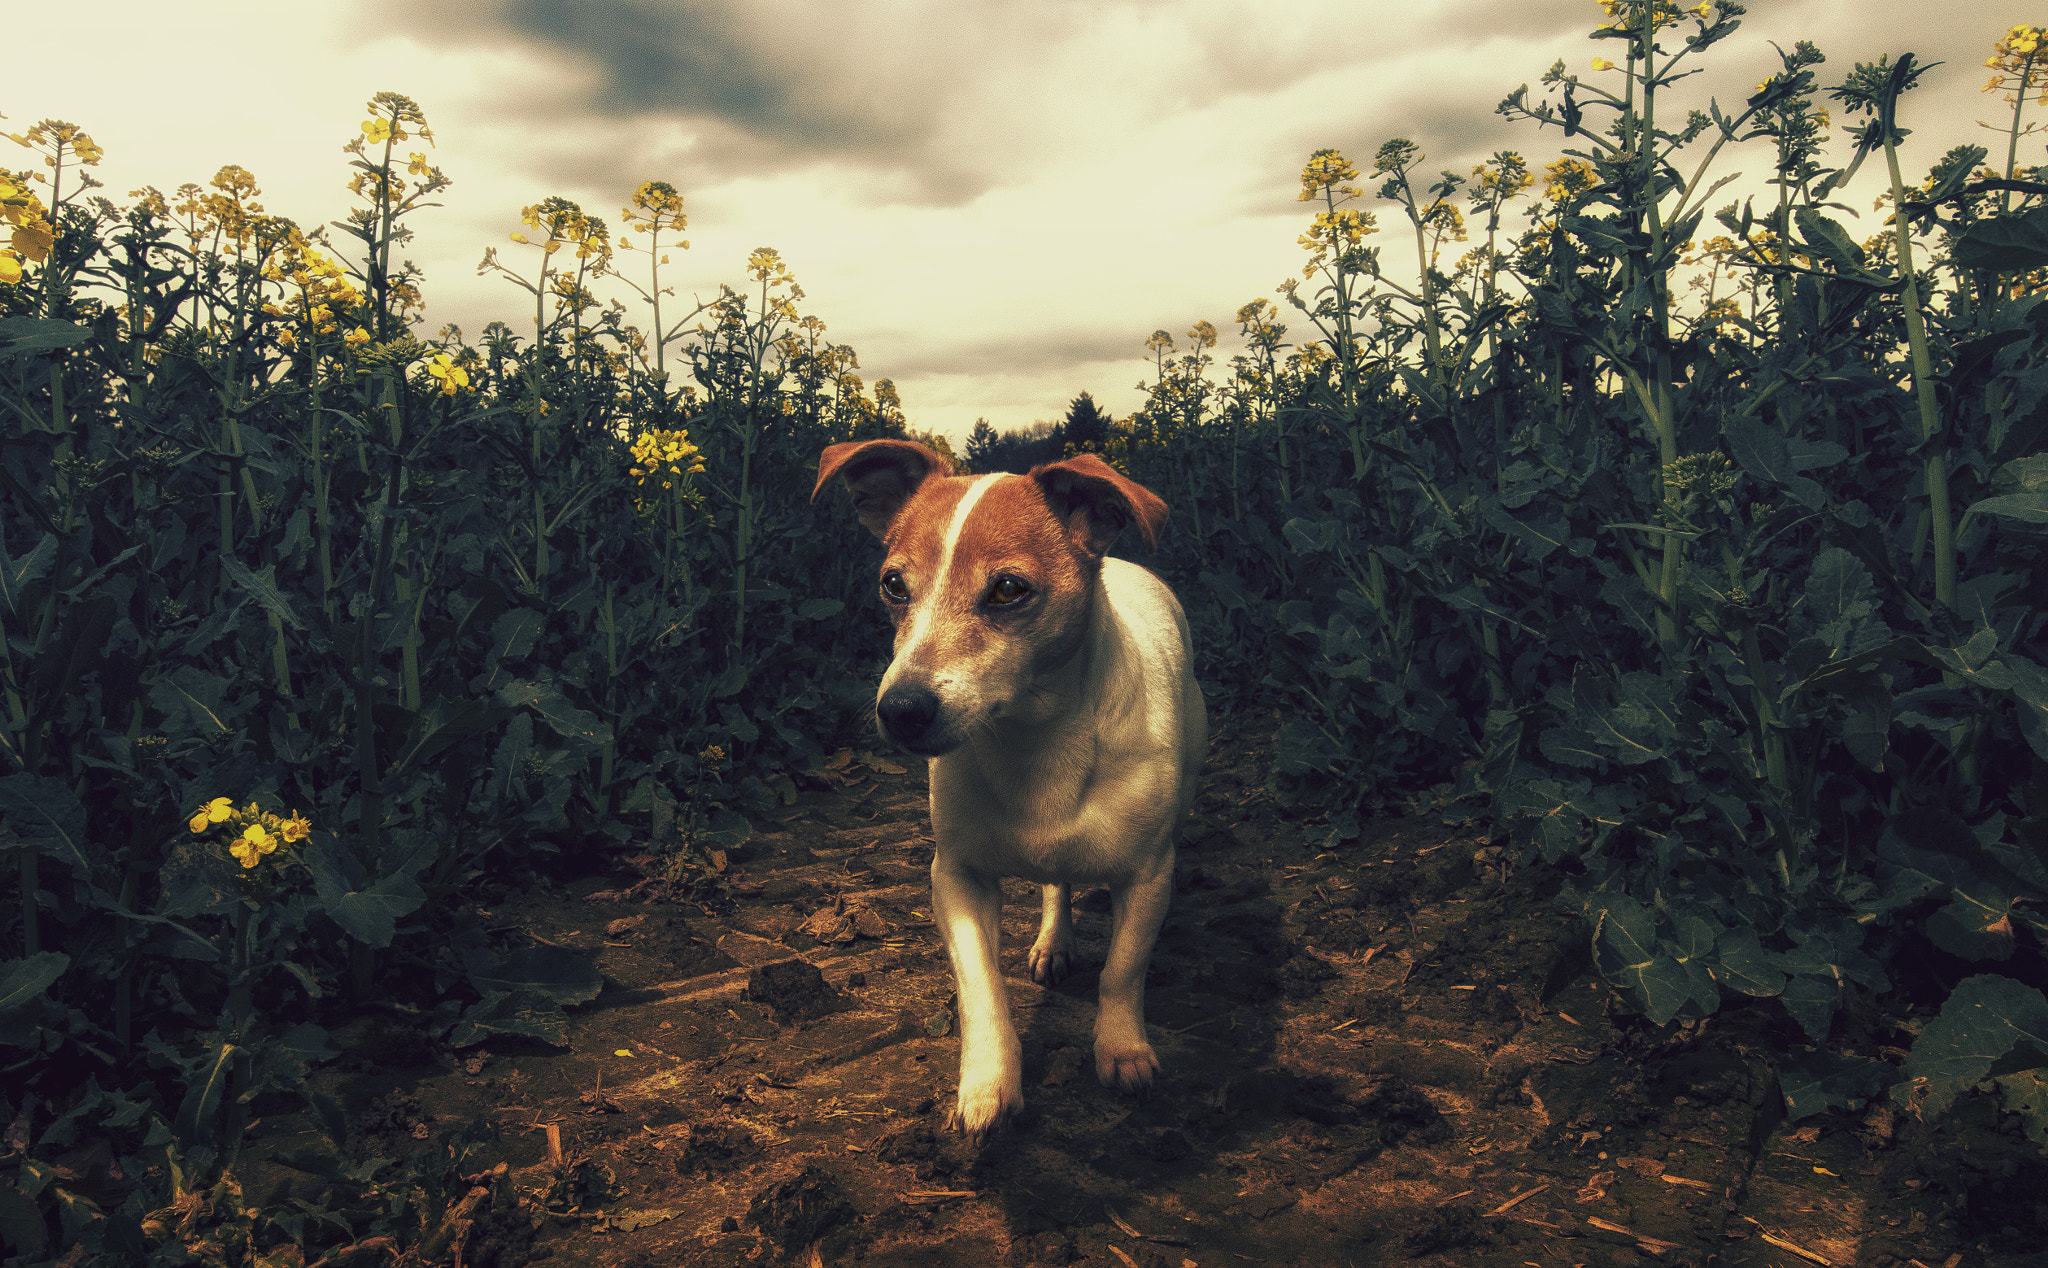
[187,797,313,873]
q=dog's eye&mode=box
[880,570,910,603]
[984,576,1031,606]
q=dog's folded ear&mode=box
[1031,454,1169,558]
[814,440,953,539]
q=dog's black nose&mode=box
[877,684,941,747]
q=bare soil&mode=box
[248,712,2048,1267]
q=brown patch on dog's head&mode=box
[813,440,954,539]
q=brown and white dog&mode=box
[812,440,1206,1139]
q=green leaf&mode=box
[496,680,613,748]
[1901,975,2048,1120]
[1776,1049,1896,1121]
[1794,207,1869,270]
[218,556,305,630]
[0,773,96,875]
[1996,1067,2048,1146]
[0,952,68,1014]
[798,598,845,620]
[174,1041,237,1145]
[0,531,56,617]
[385,697,511,780]
[148,665,238,736]
[1479,500,1575,561]
[1724,414,1845,509]
[1954,204,2048,272]
[1712,927,1785,997]
[481,608,545,689]
[1799,549,1887,658]
[448,990,570,1048]
[1586,894,1713,1023]
[0,1178,48,1257]
[697,805,753,851]
[0,317,92,358]
[305,837,430,949]
[466,945,601,1006]
[1927,891,2021,962]
[1778,975,1839,1043]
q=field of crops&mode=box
[3,4,2047,1264]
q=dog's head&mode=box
[813,439,1167,756]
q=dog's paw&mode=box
[945,1077,1024,1142]
[1095,1041,1160,1096]
[1027,938,1073,985]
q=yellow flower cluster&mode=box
[352,91,434,150]
[187,797,312,871]
[621,179,690,255]
[263,229,361,347]
[628,428,706,492]
[1986,25,2048,102]
[1542,157,1601,203]
[1298,207,1379,275]
[1472,153,1535,199]
[746,246,795,287]
[1297,148,1362,202]
[5,118,104,169]
[0,171,53,286]
[1595,0,1713,32]
[1235,298,1286,350]
[510,196,612,269]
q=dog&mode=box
[812,440,1206,1139]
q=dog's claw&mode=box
[1096,1043,1160,1095]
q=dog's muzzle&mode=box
[877,682,955,756]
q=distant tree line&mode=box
[963,391,1111,473]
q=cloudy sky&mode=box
[8,0,2026,441]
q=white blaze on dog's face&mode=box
[810,441,1164,757]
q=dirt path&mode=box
[261,714,2035,1267]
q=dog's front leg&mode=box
[1095,859,1171,1094]
[931,858,1023,1138]
[1028,883,1074,984]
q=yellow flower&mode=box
[344,326,371,349]
[361,118,393,144]
[188,796,234,834]
[1592,57,1616,71]
[426,352,470,395]
[279,811,312,844]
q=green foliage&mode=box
[0,93,904,1253]
[1097,5,2048,1132]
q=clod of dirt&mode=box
[747,1163,859,1255]
[796,894,894,945]
[674,1119,763,1174]
[1277,950,1339,999]
[347,1091,433,1160]
[614,913,729,973]
[744,958,845,1024]
[1402,1203,1487,1255]
[1041,1045,1086,1086]
[1358,1078,1453,1146]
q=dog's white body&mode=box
[813,445,1205,1138]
